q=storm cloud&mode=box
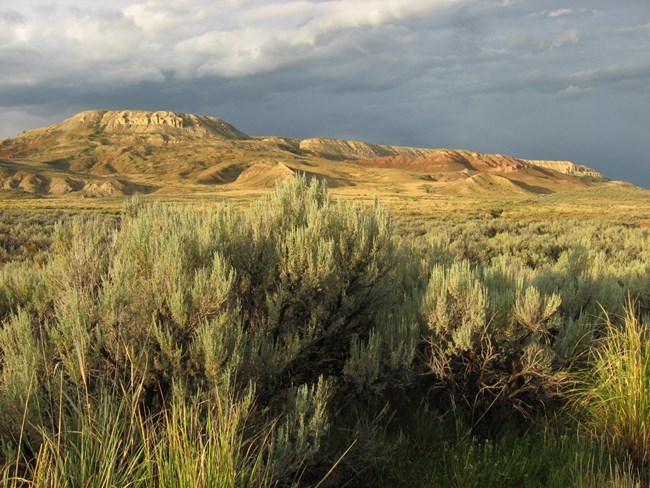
[1,0,649,185]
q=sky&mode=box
[1,0,649,186]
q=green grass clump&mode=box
[574,306,650,470]
[381,403,639,488]
[0,382,272,488]
[423,429,638,488]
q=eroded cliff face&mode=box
[525,160,603,178]
[61,110,251,140]
[354,149,532,174]
[296,140,602,178]
[298,137,433,160]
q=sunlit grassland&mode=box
[2,180,650,486]
[3,182,650,264]
[4,180,648,219]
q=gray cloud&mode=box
[0,9,27,24]
[1,0,649,186]
[570,63,650,89]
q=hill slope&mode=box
[439,173,534,196]
[0,110,611,197]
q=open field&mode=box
[2,176,650,486]
[3,181,650,264]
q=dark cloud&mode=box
[1,0,649,187]
[0,9,26,24]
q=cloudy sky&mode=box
[1,0,649,186]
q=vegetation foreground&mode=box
[1,177,650,486]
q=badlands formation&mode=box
[0,110,609,197]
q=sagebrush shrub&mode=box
[421,260,566,432]
[0,177,423,482]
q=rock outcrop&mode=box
[58,110,251,140]
[299,138,432,160]
[353,149,605,183]
[525,160,603,178]
[354,149,529,174]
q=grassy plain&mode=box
[1,180,650,486]
[3,182,650,263]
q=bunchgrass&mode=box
[574,305,650,471]
[0,382,273,488]
[152,392,271,488]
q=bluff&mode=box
[0,110,612,197]
[524,160,604,179]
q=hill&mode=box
[438,173,533,196]
[0,110,613,197]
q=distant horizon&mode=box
[1,107,638,187]
[1,1,648,187]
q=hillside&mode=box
[0,110,613,197]
[438,173,533,196]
